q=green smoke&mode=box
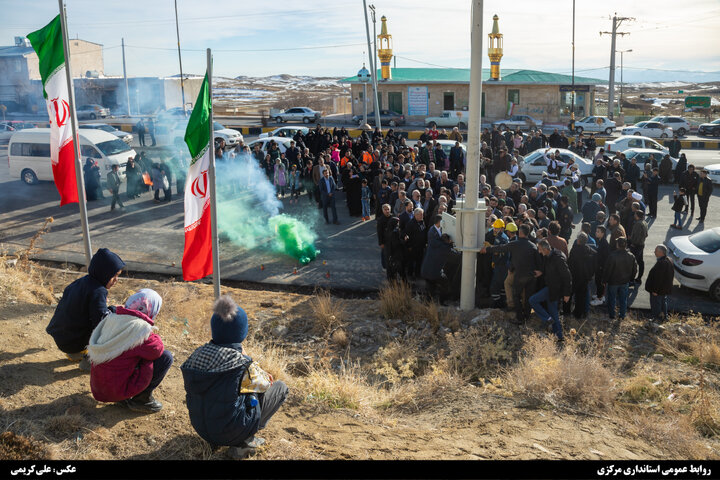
[269,214,319,265]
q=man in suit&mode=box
[319,168,339,225]
[402,208,427,278]
[421,215,453,305]
[312,157,327,208]
[680,164,699,216]
[696,169,714,224]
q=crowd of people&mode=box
[45,248,287,457]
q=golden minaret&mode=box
[488,14,503,81]
[377,16,393,81]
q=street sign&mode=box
[685,96,711,108]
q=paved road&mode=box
[1,145,719,313]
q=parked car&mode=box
[155,119,243,149]
[621,148,677,169]
[649,116,691,136]
[76,104,109,120]
[259,126,309,139]
[80,123,133,145]
[492,115,543,131]
[247,136,294,154]
[352,110,405,127]
[518,148,593,186]
[0,123,16,144]
[434,139,467,161]
[621,121,673,138]
[667,227,720,302]
[698,119,720,137]
[9,128,133,185]
[702,163,720,184]
[0,120,38,130]
[274,107,321,124]
[573,116,615,135]
[605,135,670,157]
[424,111,469,129]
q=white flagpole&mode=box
[206,48,221,299]
[58,0,92,267]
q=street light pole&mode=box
[570,0,575,130]
[174,0,186,116]
[363,0,382,130]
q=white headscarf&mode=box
[124,288,163,320]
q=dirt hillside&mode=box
[1,258,719,461]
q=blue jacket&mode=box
[421,226,452,281]
[181,342,260,447]
[319,175,337,199]
[46,248,125,353]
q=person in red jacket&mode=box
[87,289,173,413]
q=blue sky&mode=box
[2,0,719,80]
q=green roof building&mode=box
[339,67,604,127]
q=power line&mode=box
[393,55,466,70]
[124,42,366,53]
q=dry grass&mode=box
[689,374,720,438]
[297,361,388,411]
[619,376,665,404]
[0,254,55,305]
[656,320,720,368]
[411,300,460,331]
[0,431,48,460]
[386,361,464,412]
[379,280,413,319]
[309,289,347,336]
[373,335,425,386]
[505,335,616,410]
[446,324,513,381]
[44,414,88,437]
[625,412,708,459]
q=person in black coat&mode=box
[83,158,101,201]
[679,164,699,215]
[421,215,453,304]
[604,172,623,214]
[376,204,392,270]
[592,225,610,305]
[568,233,596,319]
[674,153,687,184]
[643,167,660,217]
[402,208,427,278]
[529,239,572,341]
[696,169,714,224]
[385,217,406,281]
[644,245,674,322]
[46,248,125,370]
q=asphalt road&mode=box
[1,145,719,314]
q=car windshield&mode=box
[689,230,720,254]
[712,119,720,125]
[635,122,648,127]
[95,125,115,132]
[96,139,131,156]
[213,122,225,130]
[623,150,638,159]
[579,116,592,123]
[524,151,542,163]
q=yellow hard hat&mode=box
[492,219,505,229]
[505,222,518,232]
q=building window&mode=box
[388,92,402,114]
[508,89,520,105]
[443,92,454,110]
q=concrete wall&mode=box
[163,77,203,110]
[68,39,104,77]
[349,82,594,124]
[0,56,42,109]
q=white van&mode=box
[8,128,135,186]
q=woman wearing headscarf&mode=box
[87,289,173,413]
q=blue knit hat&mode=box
[210,295,248,346]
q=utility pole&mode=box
[121,38,130,116]
[370,4,377,77]
[460,0,484,311]
[618,49,632,115]
[600,14,633,120]
[174,0,186,116]
[363,0,381,130]
[570,0,575,130]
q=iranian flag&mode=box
[182,73,213,281]
[27,16,78,206]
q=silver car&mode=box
[76,104,109,120]
[492,115,543,131]
[274,107,321,124]
[80,123,133,145]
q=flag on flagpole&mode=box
[27,15,78,206]
[506,101,515,116]
[182,73,213,281]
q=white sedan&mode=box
[573,116,615,135]
[247,136,294,154]
[621,121,673,138]
[259,127,308,139]
[667,227,720,302]
[703,164,720,184]
[605,135,670,157]
[621,148,677,169]
[518,148,593,186]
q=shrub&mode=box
[298,361,386,411]
[379,280,413,320]
[505,335,615,410]
[309,289,346,336]
[446,324,512,381]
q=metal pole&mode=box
[570,0,575,129]
[460,0,483,311]
[363,82,367,126]
[121,38,130,116]
[371,5,377,83]
[207,48,221,299]
[363,0,381,130]
[58,0,92,267]
[608,16,617,120]
[175,0,186,116]
[620,51,623,115]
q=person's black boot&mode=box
[125,392,163,413]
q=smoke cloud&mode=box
[214,152,319,265]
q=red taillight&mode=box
[682,258,703,266]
